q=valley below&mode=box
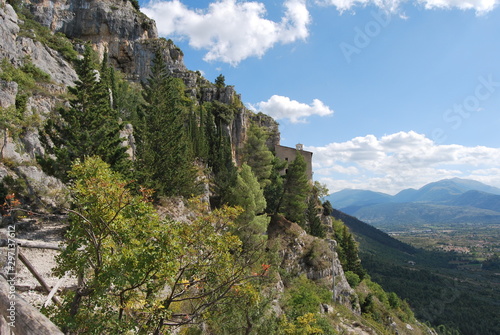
[330,198,500,334]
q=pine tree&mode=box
[40,46,129,181]
[306,196,325,238]
[264,156,287,214]
[135,50,197,197]
[203,101,237,207]
[187,105,209,160]
[340,225,365,279]
[278,152,311,225]
[241,124,274,188]
[215,74,225,88]
[228,164,269,249]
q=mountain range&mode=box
[325,178,500,228]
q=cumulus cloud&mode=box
[307,131,500,194]
[251,95,334,123]
[141,0,310,65]
[316,0,499,13]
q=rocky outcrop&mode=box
[0,79,67,209]
[16,0,280,164]
[251,112,281,150]
[0,2,77,86]
[25,0,185,82]
[0,1,69,209]
[0,80,17,108]
[268,215,360,313]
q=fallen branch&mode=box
[0,239,63,251]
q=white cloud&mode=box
[418,0,498,13]
[251,95,334,123]
[142,0,310,65]
[316,0,401,13]
[316,0,499,13]
[307,131,500,194]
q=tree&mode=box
[135,50,197,197]
[241,124,274,188]
[215,74,226,88]
[264,156,287,214]
[305,182,327,238]
[129,0,140,10]
[322,200,333,216]
[278,152,311,225]
[53,157,261,334]
[337,225,365,279]
[228,164,270,250]
[306,196,324,238]
[203,101,238,207]
[187,104,209,160]
[53,156,175,333]
[40,46,129,181]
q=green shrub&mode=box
[304,239,331,270]
[284,275,331,320]
[345,271,361,288]
[0,58,36,90]
[20,58,51,82]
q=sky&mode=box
[139,0,500,195]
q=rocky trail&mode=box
[0,216,76,308]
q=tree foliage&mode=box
[241,124,274,188]
[53,157,263,334]
[215,74,226,88]
[135,50,197,197]
[332,220,366,280]
[203,101,238,207]
[278,152,311,226]
[40,46,129,181]
[228,163,269,250]
[264,156,287,214]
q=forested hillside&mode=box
[0,0,440,334]
[332,209,500,335]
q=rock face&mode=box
[268,215,360,313]
[0,2,77,86]
[1,0,279,210]
[21,0,280,160]
[25,0,185,82]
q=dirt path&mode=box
[0,216,76,308]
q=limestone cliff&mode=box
[268,214,360,313]
[24,0,184,82]
[0,0,77,85]
[21,0,278,162]
[0,0,278,206]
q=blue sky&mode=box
[140,0,500,194]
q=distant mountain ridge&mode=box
[325,178,500,228]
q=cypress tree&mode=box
[341,225,365,279]
[264,156,287,214]
[135,50,197,197]
[241,124,273,188]
[307,196,325,238]
[278,152,311,225]
[228,164,269,250]
[40,46,129,181]
[203,101,237,207]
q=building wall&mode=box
[274,144,313,180]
